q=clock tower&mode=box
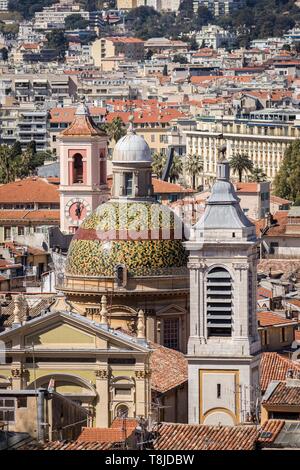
[58,101,109,234]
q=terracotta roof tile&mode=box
[149,342,187,393]
[258,420,285,444]
[257,311,297,327]
[0,296,55,330]
[262,381,300,406]
[257,287,272,299]
[77,418,138,443]
[0,210,60,222]
[152,423,258,450]
[260,352,300,392]
[61,112,106,137]
[18,440,113,450]
[0,178,59,204]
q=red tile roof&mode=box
[262,381,300,406]
[260,352,300,392]
[19,440,113,450]
[257,287,273,299]
[150,342,188,393]
[50,107,106,123]
[257,311,297,327]
[152,178,195,194]
[258,420,285,445]
[106,108,185,124]
[236,182,260,193]
[270,195,292,205]
[0,210,60,222]
[77,418,137,443]
[0,177,59,204]
[107,36,144,44]
[255,211,291,237]
[61,109,106,137]
[152,423,258,450]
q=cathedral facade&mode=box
[58,105,190,354]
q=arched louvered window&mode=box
[207,267,232,337]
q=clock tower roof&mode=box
[61,101,107,138]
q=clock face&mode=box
[65,198,91,225]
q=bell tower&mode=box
[58,101,109,234]
[184,152,261,426]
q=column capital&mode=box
[95,368,109,380]
[187,260,207,271]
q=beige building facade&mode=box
[185,112,300,181]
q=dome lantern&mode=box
[111,117,154,200]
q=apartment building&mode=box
[195,25,236,50]
[33,2,89,30]
[185,109,300,181]
[18,110,49,151]
[117,0,138,8]
[0,105,49,151]
[1,74,76,105]
[91,37,144,69]
[0,0,8,11]
[193,0,243,16]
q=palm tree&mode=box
[248,166,268,182]
[103,117,126,143]
[169,155,183,183]
[229,154,253,182]
[0,144,21,184]
[185,154,203,190]
[152,152,167,179]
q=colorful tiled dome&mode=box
[65,200,187,277]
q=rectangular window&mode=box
[261,330,268,346]
[0,398,15,423]
[124,172,133,196]
[163,318,179,350]
[18,226,25,236]
[280,327,287,343]
[217,383,221,399]
[4,227,11,240]
[114,388,131,396]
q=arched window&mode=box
[116,404,129,418]
[207,267,232,337]
[73,154,83,184]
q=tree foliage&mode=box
[229,154,253,182]
[185,154,203,190]
[273,140,300,202]
[102,117,126,143]
[8,0,58,20]
[248,166,268,182]
[65,14,89,30]
[45,30,67,59]
[0,141,48,184]
[152,152,167,179]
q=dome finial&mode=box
[137,309,145,339]
[75,96,90,116]
[127,114,135,134]
[100,295,108,327]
